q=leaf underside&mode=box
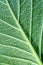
[0,0,43,65]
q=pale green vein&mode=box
[0,63,9,65]
[18,0,20,21]
[0,19,20,31]
[20,0,26,7]
[20,3,30,15]
[0,33,27,44]
[0,54,38,65]
[0,1,7,5]
[33,0,42,9]
[0,44,33,55]
[9,0,13,5]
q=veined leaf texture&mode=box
[0,0,43,65]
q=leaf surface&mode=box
[31,0,43,57]
[41,32,43,62]
[8,0,43,58]
[0,0,43,65]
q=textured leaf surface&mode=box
[19,0,32,40]
[0,0,43,65]
[41,32,43,62]
[8,0,43,58]
[42,33,43,53]
[8,0,32,40]
[31,0,43,57]
[20,0,43,57]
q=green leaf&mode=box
[19,0,32,40]
[41,32,43,61]
[8,0,32,40]
[20,0,43,58]
[31,0,43,58]
[8,0,43,58]
[0,0,43,65]
[42,33,43,53]
[8,0,20,21]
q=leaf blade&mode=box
[0,0,42,65]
